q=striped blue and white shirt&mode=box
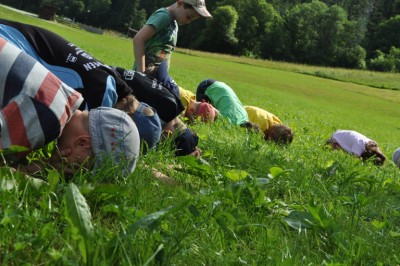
[0,37,83,152]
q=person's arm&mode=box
[133,25,157,73]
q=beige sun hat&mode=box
[183,0,212,18]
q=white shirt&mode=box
[331,130,372,157]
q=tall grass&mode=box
[1,5,400,265]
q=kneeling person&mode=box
[0,37,140,174]
[244,106,293,144]
[326,130,386,166]
[0,18,160,152]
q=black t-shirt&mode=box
[0,19,184,122]
[0,19,132,110]
[115,68,184,123]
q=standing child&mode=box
[326,130,386,165]
[133,0,212,73]
[244,106,294,144]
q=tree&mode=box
[370,15,400,53]
[46,0,84,20]
[217,0,280,58]
[285,1,361,67]
[368,50,396,72]
[4,0,43,13]
[259,7,287,60]
[139,0,168,15]
[286,1,329,64]
[104,0,146,32]
[317,4,348,65]
[365,0,400,56]
[191,5,239,54]
[389,46,400,71]
[80,0,111,26]
[267,0,309,14]
[334,20,366,68]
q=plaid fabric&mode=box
[0,37,83,151]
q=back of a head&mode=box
[362,141,386,166]
[392,148,400,167]
[373,153,386,166]
[174,128,199,156]
[197,102,216,122]
[89,107,140,173]
[116,95,162,153]
[266,124,294,144]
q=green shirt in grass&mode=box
[205,81,248,125]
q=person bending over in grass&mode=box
[326,130,386,166]
[115,94,201,158]
[195,79,259,130]
[145,61,217,123]
[0,19,161,153]
[392,148,400,168]
[244,106,294,144]
[113,59,203,158]
[0,19,203,157]
[0,37,140,176]
[133,0,212,73]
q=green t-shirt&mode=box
[205,81,248,125]
[134,8,178,70]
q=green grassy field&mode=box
[1,5,400,265]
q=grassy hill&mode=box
[1,5,399,265]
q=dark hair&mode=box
[174,128,199,156]
[264,124,294,144]
[361,141,386,166]
[144,65,158,79]
[115,95,138,114]
[183,3,193,9]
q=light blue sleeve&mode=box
[0,25,85,89]
[102,75,118,107]
[0,25,38,59]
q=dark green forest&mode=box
[3,0,400,71]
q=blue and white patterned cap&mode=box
[89,107,140,173]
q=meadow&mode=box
[1,5,400,265]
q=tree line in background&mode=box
[3,0,400,72]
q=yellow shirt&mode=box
[179,86,196,110]
[244,106,282,132]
